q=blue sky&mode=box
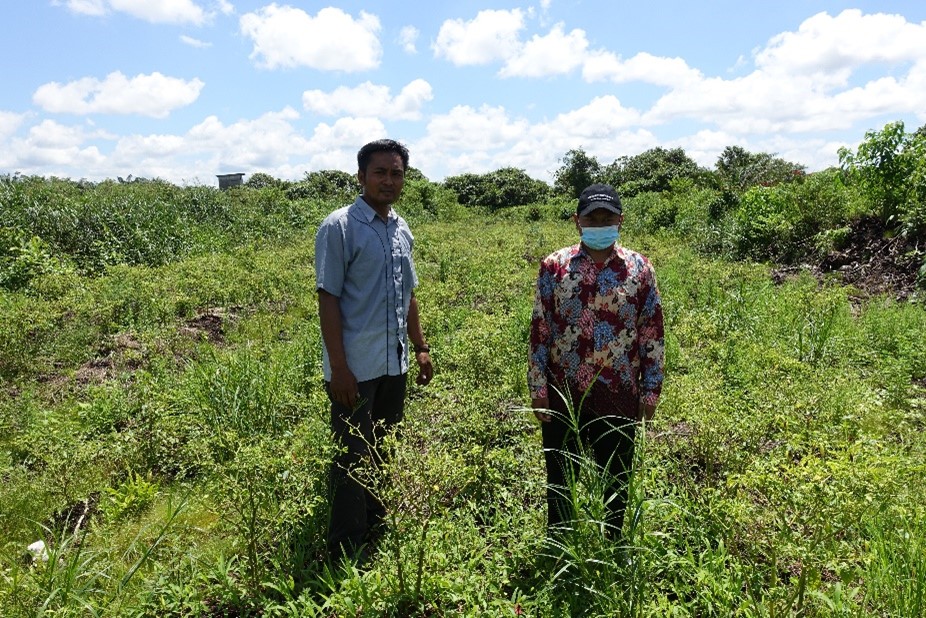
[2,1,925,186]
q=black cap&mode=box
[577,183,622,216]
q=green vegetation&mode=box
[1,121,925,616]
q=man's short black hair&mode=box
[357,139,409,173]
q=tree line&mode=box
[2,120,925,292]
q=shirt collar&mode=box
[355,196,395,223]
[574,242,619,265]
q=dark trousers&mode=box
[541,384,637,538]
[327,373,406,560]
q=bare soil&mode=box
[773,216,924,301]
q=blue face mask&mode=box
[580,225,619,250]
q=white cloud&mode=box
[106,109,316,180]
[112,134,186,162]
[130,107,304,175]
[110,0,207,25]
[0,111,27,141]
[307,117,389,171]
[2,120,107,172]
[27,120,94,149]
[756,9,926,80]
[214,0,233,16]
[240,6,381,71]
[399,25,419,54]
[829,73,926,125]
[302,80,433,121]
[674,129,739,169]
[639,10,926,137]
[13,143,107,170]
[583,51,703,87]
[180,34,211,48]
[33,72,204,118]
[53,0,106,16]
[56,0,209,25]
[413,97,651,182]
[433,9,525,65]
[545,96,643,140]
[500,23,588,77]
[424,104,531,152]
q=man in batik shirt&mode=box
[529,183,664,538]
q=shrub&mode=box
[729,185,796,259]
[443,168,551,211]
[285,170,358,204]
[839,120,926,240]
[0,233,74,290]
[715,145,806,194]
[603,147,707,198]
[243,172,280,190]
[397,178,466,221]
[716,169,855,262]
[553,148,602,198]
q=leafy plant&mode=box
[101,472,160,522]
[839,120,926,239]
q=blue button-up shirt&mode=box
[315,197,418,382]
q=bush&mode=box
[0,232,74,290]
[553,148,602,198]
[0,175,329,285]
[285,170,358,204]
[715,146,806,194]
[839,120,926,240]
[729,185,797,260]
[443,168,551,211]
[603,147,707,198]
[397,178,466,221]
[243,172,281,190]
[703,169,856,262]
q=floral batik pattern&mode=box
[529,244,665,415]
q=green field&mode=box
[2,127,926,616]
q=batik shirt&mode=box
[528,243,665,416]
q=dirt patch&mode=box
[772,216,924,301]
[180,307,239,344]
[651,420,696,443]
[74,356,115,385]
[73,332,148,386]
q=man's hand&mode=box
[415,351,433,385]
[329,365,359,409]
[532,397,551,423]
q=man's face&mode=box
[575,208,622,231]
[358,151,406,210]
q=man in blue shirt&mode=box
[315,139,433,564]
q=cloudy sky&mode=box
[2,1,925,186]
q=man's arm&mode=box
[529,263,554,422]
[636,262,665,422]
[318,289,358,409]
[407,294,433,386]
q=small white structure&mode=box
[27,540,49,562]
